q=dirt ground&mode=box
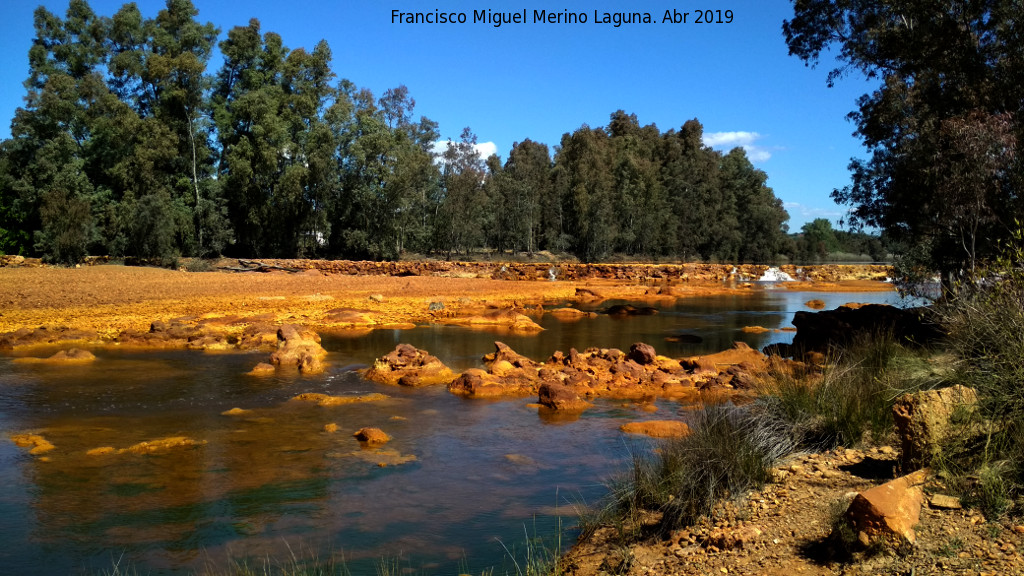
[0,262,894,338]
[564,446,1024,576]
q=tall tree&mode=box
[660,119,723,260]
[0,0,108,263]
[554,125,616,261]
[211,20,292,256]
[494,139,551,254]
[608,111,671,256]
[784,0,1023,283]
[435,127,488,258]
[722,148,788,262]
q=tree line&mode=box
[0,0,793,265]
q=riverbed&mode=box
[0,287,916,575]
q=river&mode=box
[0,287,917,575]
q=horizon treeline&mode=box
[0,0,794,265]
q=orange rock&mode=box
[442,308,543,332]
[324,308,377,326]
[323,423,339,433]
[619,420,691,438]
[363,344,456,387]
[246,362,276,376]
[741,325,772,333]
[489,359,516,377]
[353,427,391,444]
[291,392,389,406]
[805,299,827,310]
[548,307,596,321]
[221,407,254,416]
[269,324,328,374]
[10,433,55,454]
[448,368,536,397]
[844,469,928,549]
[684,342,767,374]
[537,382,592,411]
[128,436,205,454]
[13,348,96,364]
[574,287,605,303]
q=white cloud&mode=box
[702,131,772,163]
[431,140,499,161]
[702,131,760,148]
[784,202,846,227]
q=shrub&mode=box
[757,335,938,450]
[592,403,794,537]
[930,229,1024,517]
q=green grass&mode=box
[584,403,794,539]
[758,334,942,450]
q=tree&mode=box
[493,139,551,254]
[796,218,840,263]
[784,0,1023,283]
[660,119,724,260]
[435,127,488,258]
[1,0,108,263]
[553,125,616,261]
[723,148,789,263]
[608,111,671,256]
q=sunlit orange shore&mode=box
[0,259,893,340]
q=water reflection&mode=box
[0,290,912,574]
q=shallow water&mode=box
[0,288,916,575]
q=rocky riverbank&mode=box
[0,261,893,346]
[563,445,1024,576]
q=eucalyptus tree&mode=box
[435,127,488,258]
[784,0,1023,283]
[494,138,551,254]
[212,19,336,257]
[0,0,108,263]
[721,148,788,263]
[659,119,723,261]
[607,110,671,256]
[553,125,616,261]
[104,0,227,258]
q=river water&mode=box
[0,287,917,575]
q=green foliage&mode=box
[1,3,790,263]
[935,230,1024,516]
[759,335,937,450]
[34,167,95,265]
[785,0,1023,283]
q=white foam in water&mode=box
[758,267,795,282]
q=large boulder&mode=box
[892,385,978,470]
[776,304,943,359]
[269,324,328,374]
[448,368,537,398]
[842,469,928,551]
[627,342,657,365]
[353,427,391,444]
[484,341,540,370]
[682,342,767,375]
[362,344,455,386]
[537,382,592,411]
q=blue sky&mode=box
[0,0,878,230]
